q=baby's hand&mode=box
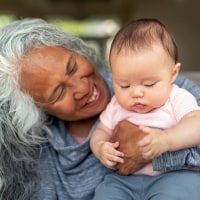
[99,141,124,169]
[137,125,169,159]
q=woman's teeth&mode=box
[87,86,97,103]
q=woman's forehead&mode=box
[23,46,69,62]
[19,46,69,90]
[19,46,71,73]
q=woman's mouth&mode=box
[87,86,97,103]
[86,85,100,106]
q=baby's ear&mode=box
[171,62,181,83]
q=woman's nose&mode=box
[71,77,89,99]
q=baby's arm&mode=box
[153,75,200,171]
[138,110,200,159]
[90,122,124,169]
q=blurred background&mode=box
[0,0,200,74]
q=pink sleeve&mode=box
[171,86,200,121]
[99,96,117,130]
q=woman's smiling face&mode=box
[20,46,110,121]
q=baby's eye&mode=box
[144,82,156,87]
[120,85,130,89]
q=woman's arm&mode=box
[153,74,200,171]
[153,146,200,171]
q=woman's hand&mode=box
[111,120,151,175]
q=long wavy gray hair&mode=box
[0,18,105,200]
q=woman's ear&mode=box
[171,62,181,83]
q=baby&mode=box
[90,18,200,176]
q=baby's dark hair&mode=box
[109,18,178,63]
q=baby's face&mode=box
[110,44,180,113]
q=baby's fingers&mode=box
[107,148,124,163]
[142,151,155,160]
[111,142,124,157]
[138,136,151,147]
[109,154,124,164]
[103,153,124,168]
[139,144,151,153]
[103,160,117,169]
[139,125,152,133]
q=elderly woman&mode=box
[0,18,200,200]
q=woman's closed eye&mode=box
[48,85,66,104]
[68,62,77,75]
[48,54,78,104]
[67,54,78,75]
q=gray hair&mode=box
[0,18,105,200]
